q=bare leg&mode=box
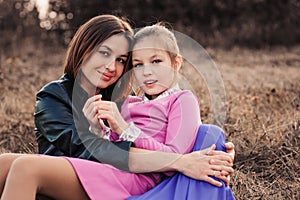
[0,153,23,194]
[1,155,89,200]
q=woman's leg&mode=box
[0,153,23,194]
[1,155,89,200]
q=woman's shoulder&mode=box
[37,74,73,97]
[35,74,75,108]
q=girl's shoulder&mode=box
[173,89,197,99]
[170,89,199,105]
[122,95,143,106]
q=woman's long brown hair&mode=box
[64,14,134,101]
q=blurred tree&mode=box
[0,0,40,49]
[1,0,299,47]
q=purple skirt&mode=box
[127,124,235,200]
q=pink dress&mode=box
[64,90,201,200]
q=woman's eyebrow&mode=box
[120,54,128,58]
[98,45,112,51]
[99,45,128,57]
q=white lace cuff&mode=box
[89,125,111,140]
[119,122,141,142]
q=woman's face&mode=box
[80,34,129,95]
[132,38,177,99]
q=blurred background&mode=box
[0,0,299,199]
[1,0,299,48]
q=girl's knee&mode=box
[208,125,226,151]
[197,124,226,151]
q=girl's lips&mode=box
[143,80,158,87]
[143,79,157,84]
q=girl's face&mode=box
[80,34,129,95]
[132,38,180,99]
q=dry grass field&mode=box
[0,36,299,199]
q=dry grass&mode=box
[0,37,299,199]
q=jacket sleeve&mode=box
[34,82,131,171]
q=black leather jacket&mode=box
[34,74,131,171]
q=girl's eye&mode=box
[134,63,143,68]
[116,57,126,64]
[152,59,162,64]
[98,51,110,56]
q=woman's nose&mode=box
[105,59,116,71]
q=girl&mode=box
[86,23,235,199]
[127,23,235,199]
[0,16,234,200]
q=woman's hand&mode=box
[225,142,235,161]
[205,142,235,185]
[174,145,234,187]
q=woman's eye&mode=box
[152,59,162,64]
[98,51,110,56]
[116,57,126,64]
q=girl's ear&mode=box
[174,55,183,72]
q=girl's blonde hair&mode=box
[133,22,180,64]
[132,23,182,96]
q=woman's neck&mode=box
[79,74,100,97]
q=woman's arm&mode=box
[93,92,234,185]
[35,81,131,171]
[128,145,233,187]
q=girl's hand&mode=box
[175,145,234,187]
[96,100,129,135]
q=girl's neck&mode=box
[145,83,180,100]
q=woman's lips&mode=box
[99,71,113,81]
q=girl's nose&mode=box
[143,64,152,76]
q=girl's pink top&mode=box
[121,90,201,155]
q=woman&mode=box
[35,14,234,178]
